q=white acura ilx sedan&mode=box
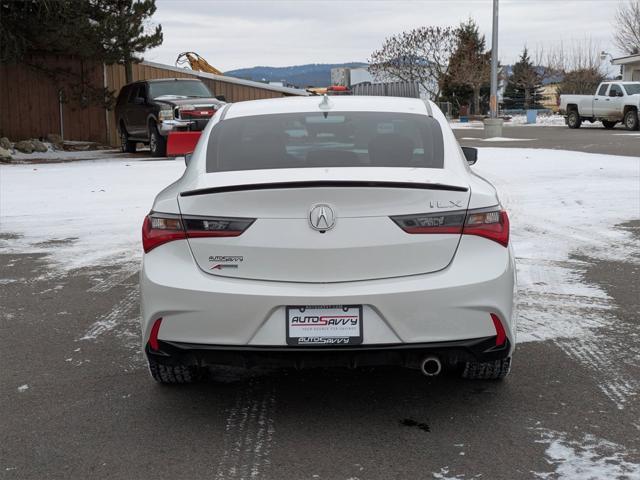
[140,95,516,384]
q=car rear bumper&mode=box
[140,235,517,359]
[147,336,511,370]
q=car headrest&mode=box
[305,149,359,167]
[368,134,415,166]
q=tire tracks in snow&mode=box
[87,263,139,293]
[215,379,277,480]
[79,287,139,342]
[515,253,640,410]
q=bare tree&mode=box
[614,0,640,55]
[368,26,457,100]
[544,39,606,95]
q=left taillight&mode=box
[391,207,509,247]
[142,214,186,253]
[142,213,255,253]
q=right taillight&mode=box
[142,213,255,253]
[391,207,509,247]
[462,208,509,247]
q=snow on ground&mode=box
[460,137,536,142]
[449,114,603,129]
[510,114,567,126]
[532,429,640,479]
[10,149,123,162]
[475,148,640,409]
[0,157,184,271]
[1,147,639,407]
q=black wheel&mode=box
[120,128,137,153]
[148,358,200,384]
[461,357,511,380]
[602,120,617,129]
[566,110,581,129]
[149,124,167,157]
[624,109,639,131]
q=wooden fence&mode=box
[0,56,108,144]
[0,56,306,146]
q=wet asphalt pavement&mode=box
[454,124,640,157]
[1,221,639,479]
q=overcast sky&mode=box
[145,0,623,72]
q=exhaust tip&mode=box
[420,356,442,377]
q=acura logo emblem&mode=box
[309,204,335,231]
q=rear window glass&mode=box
[623,84,640,95]
[206,111,445,172]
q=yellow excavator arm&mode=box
[175,52,223,76]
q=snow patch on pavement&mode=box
[533,429,640,479]
[470,136,536,142]
[450,114,613,129]
[432,467,465,479]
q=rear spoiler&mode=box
[180,180,468,197]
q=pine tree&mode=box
[503,47,544,110]
[440,19,491,115]
[0,0,163,83]
[91,0,163,83]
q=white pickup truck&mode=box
[559,81,640,130]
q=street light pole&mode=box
[484,0,503,137]
[490,0,499,118]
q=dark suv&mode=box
[115,78,225,156]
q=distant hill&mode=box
[224,63,368,88]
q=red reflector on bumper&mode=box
[148,318,163,351]
[491,313,507,346]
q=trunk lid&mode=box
[177,168,470,282]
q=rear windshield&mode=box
[148,80,211,99]
[206,111,445,172]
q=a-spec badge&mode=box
[309,204,336,232]
[208,255,243,270]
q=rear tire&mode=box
[120,128,137,153]
[149,124,167,157]
[624,109,639,131]
[602,120,617,129]
[461,357,511,380]
[148,359,200,384]
[566,110,581,129]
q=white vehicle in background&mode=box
[559,81,640,130]
[140,96,516,385]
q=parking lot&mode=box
[1,130,639,479]
[454,122,640,156]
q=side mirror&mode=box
[462,146,478,165]
[215,95,227,102]
[184,152,193,166]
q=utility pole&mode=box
[490,0,499,118]
[484,0,503,137]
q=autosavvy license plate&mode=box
[286,305,363,346]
